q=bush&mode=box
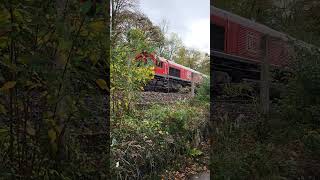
[280,43,320,126]
[210,111,298,179]
[211,42,320,179]
[303,131,320,156]
[111,101,208,179]
[196,77,210,102]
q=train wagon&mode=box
[136,52,207,92]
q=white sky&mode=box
[138,0,210,54]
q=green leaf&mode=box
[96,3,103,14]
[0,128,8,135]
[0,128,9,139]
[189,148,203,157]
[80,1,92,14]
[0,36,8,48]
[0,104,7,114]
[0,57,16,71]
[111,138,117,147]
[59,38,72,50]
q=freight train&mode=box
[211,6,291,84]
[211,6,320,98]
[136,52,207,92]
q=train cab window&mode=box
[156,61,163,68]
[169,67,181,78]
[211,24,225,51]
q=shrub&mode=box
[111,101,208,179]
[280,43,320,126]
[211,42,320,179]
[196,77,210,103]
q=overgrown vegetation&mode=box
[196,77,210,103]
[110,0,210,179]
[211,41,320,179]
[0,0,209,179]
[0,0,110,178]
[111,99,209,179]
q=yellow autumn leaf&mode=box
[89,21,105,32]
[80,29,89,36]
[27,127,36,136]
[0,128,9,137]
[48,129,56,143]
[0,81,16,91]
[96,79,107,90]
[90,53,98,65]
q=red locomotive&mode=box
[211,6,291,83]
[136,52,207,92]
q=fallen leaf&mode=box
[0,81,16,91]
[96,79,108,90]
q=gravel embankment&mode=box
[137,91,193,105]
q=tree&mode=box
[174,47,202,69]
[111,1,165,49]
[120,11,165,49]
[0,0,110,178]
[197,53,210,75]
[162,33,183,60]
[111,0,139,45]
[175,46,188,65]
[214,0,320,46]
[187,49,201,69]
[157,19,170,56]
[214,0,274,23]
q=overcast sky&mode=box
[138,0,210,54]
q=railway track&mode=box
[213,99,255,104]
[136,91,192,106]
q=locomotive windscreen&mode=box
[211,24,225,51]
[169,67,181,78]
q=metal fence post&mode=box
[260,35,270,115]
[191,72,195,97]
